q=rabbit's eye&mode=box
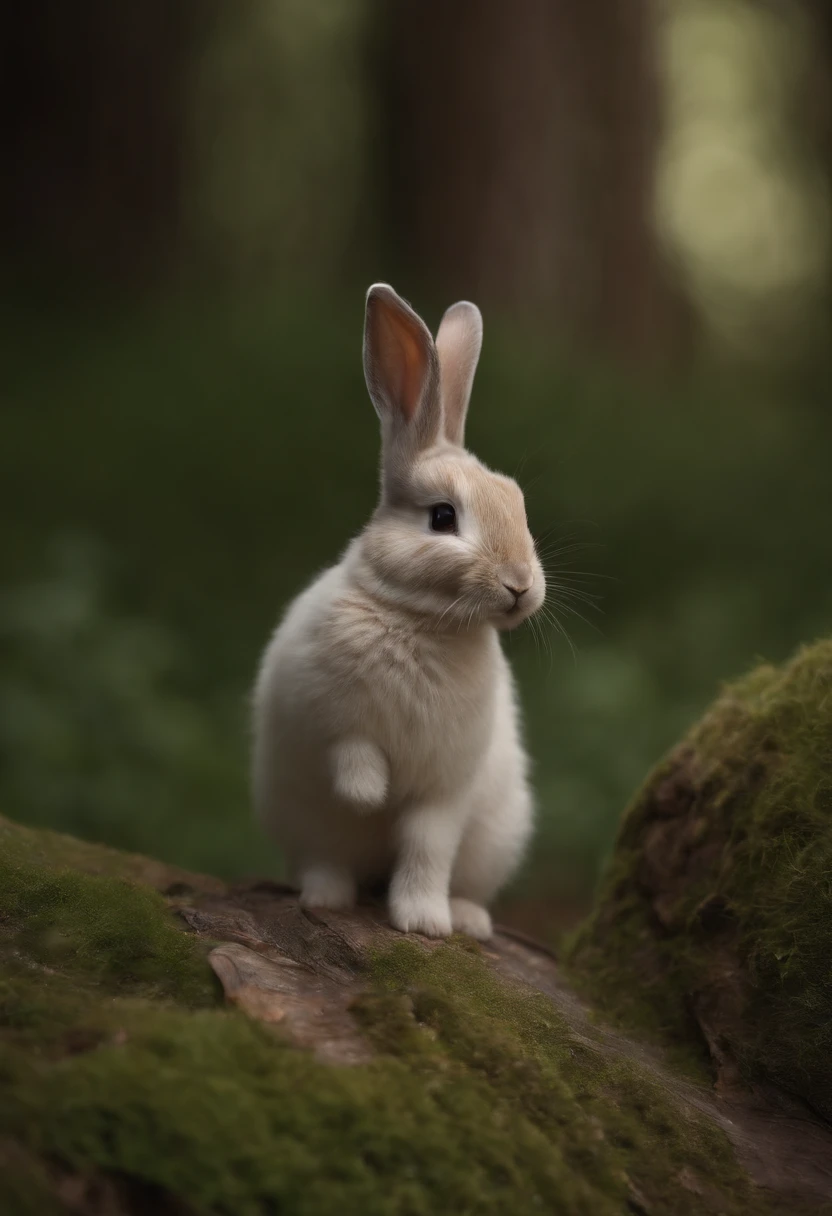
[430,503,457,534]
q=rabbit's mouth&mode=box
[492,577,545,630]
[496,600,539,632]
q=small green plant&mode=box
[0,536,263,876]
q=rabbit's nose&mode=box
[501,563,533,600]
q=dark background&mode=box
[2,0,832,933]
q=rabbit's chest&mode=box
[360,631,497,793]
[320,595,500,793]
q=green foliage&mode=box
[0,535,264,877]
[0,819,773,1216]
[568,640,832,1118]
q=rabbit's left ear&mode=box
[435,301,483,447]
[363,284,442,457]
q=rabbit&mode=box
[251,283,545,941]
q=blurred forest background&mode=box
[2,0,832,932]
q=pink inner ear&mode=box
[373,301,428,423]
[394,326,426,423]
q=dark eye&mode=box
[430,503,457,533]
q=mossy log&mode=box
[3,643,832,1214]
[569,640,832,1126]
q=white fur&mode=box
[331,738,389,810]
[252,285,544,941]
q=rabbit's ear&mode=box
[363,284,442,459]
[435,301,482,447]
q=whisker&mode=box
[540,608,555,675]
[543,565,604,595]
[552,615,578,665]
[527,611,542,663]
[534,529,581,550]
[540,568,603,590]
[544,572,602,592]
[548,597,604,636]
[544,582,604,612]
[520,470,546,496]
[534,610,554,674]
[536,535,598,551]
[533,517,602,545]
[536,542,601,562]
[523,603,542,661]
[542,605,577,666]
[545,574,606,622]
[543,572,603,588]
[546,567,618,581]
[436,594,466,631]
[512,451,531,481]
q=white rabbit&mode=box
[252,284,545,940]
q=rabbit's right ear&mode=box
[363,285,442,464]
[435,301,482,448]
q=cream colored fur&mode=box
[252,285,545,940]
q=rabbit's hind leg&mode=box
[299,863,357,911]
[450,780,533,940]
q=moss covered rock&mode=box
[0,814,808,1214]
[569,639,832,1123]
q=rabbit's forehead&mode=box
[416,453,526,519]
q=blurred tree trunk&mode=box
[1,1,201,291]
[1,1,373,297]
[801,0,832,335]
[380,0,689,366]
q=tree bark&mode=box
[380,0,689,364]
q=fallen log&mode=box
[2,640,832,1214]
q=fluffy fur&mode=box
[252,284,545,940]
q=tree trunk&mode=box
[379,0,689,365]
[800,0,832,339]
[0,1,200,290]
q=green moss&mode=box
[0,812,223,891]
[0,938,774,1216]
[565,869,715,1085]
[0,816,216,1007]
[364,943,768,1212]
[568,639,832,1117]
[0,818,783,1214]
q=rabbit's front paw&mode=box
[331,738,389,812]
[389,894,452,939]
[449,898,493,941]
